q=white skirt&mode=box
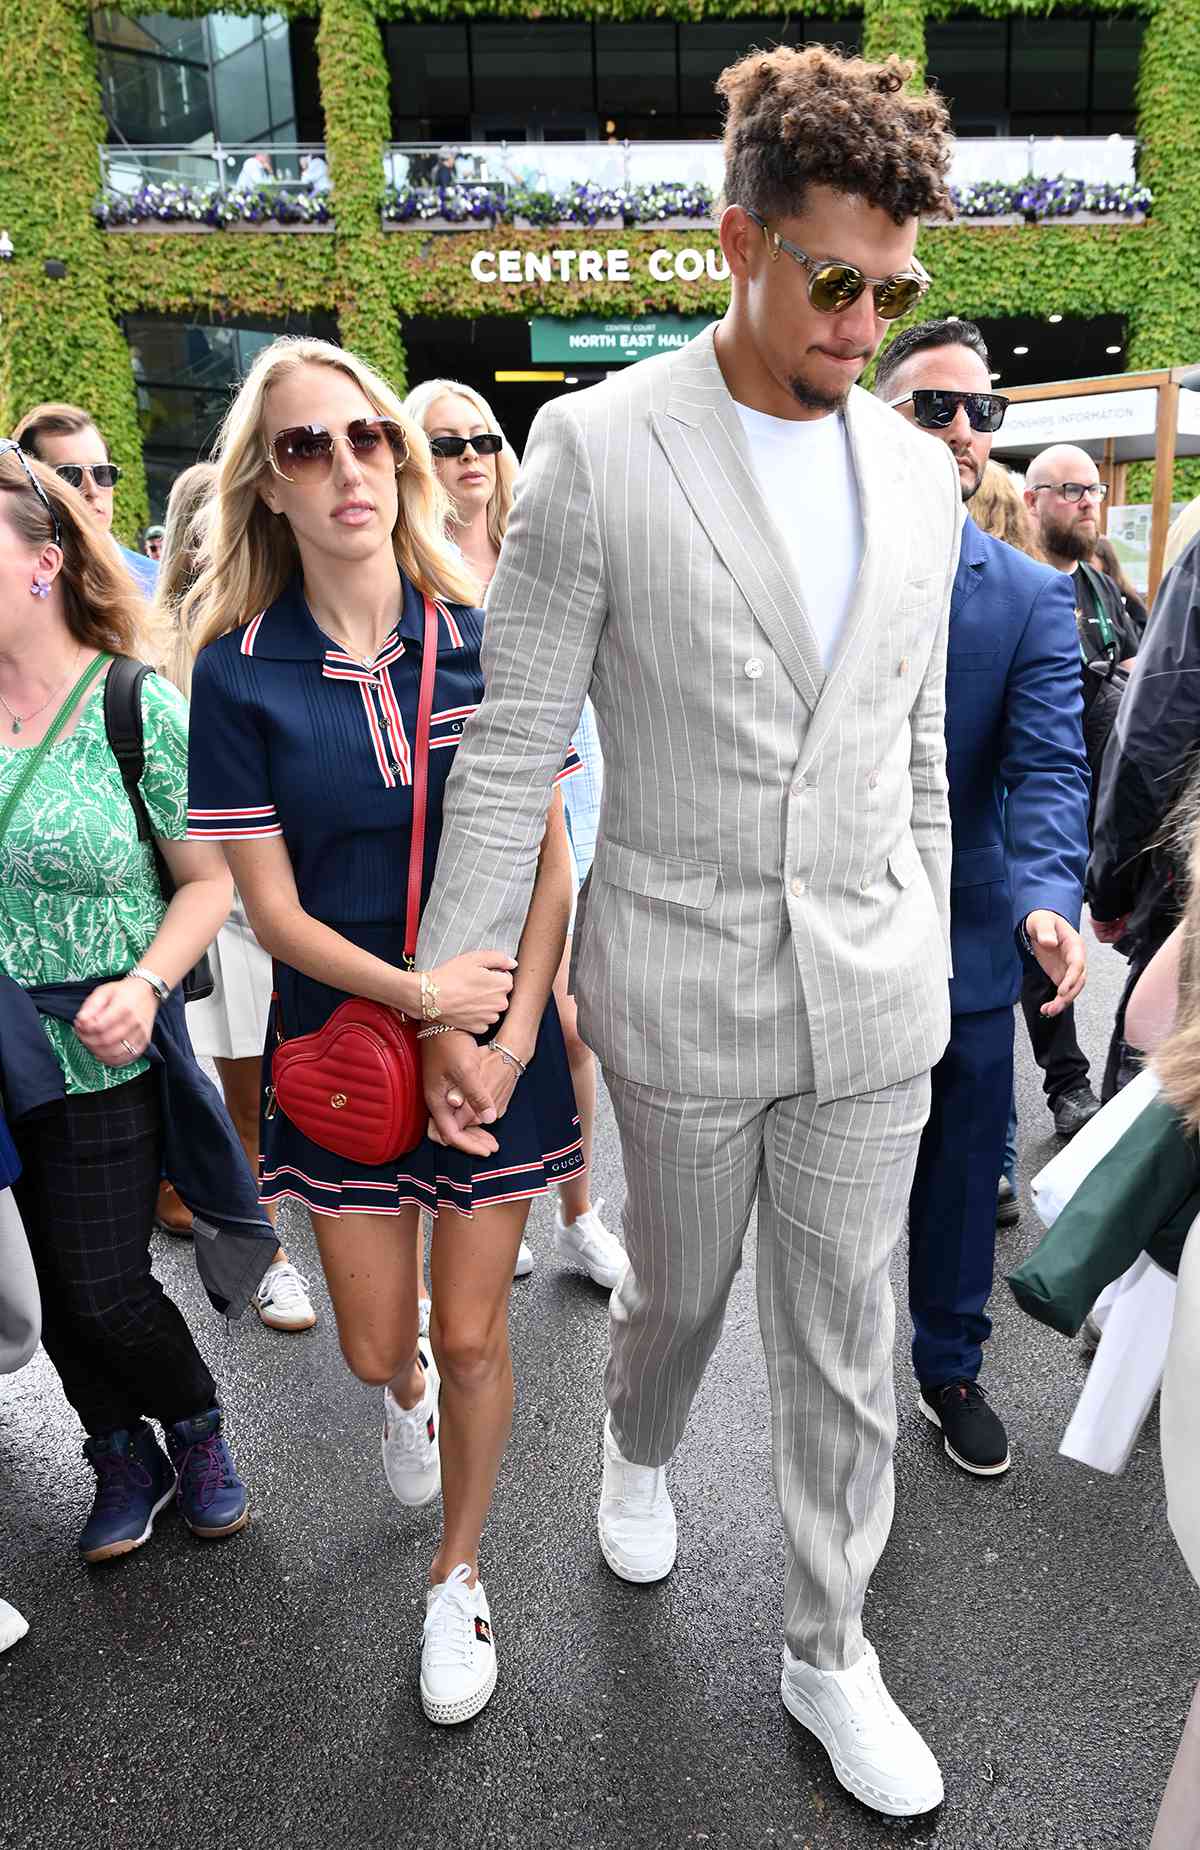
[186,901,273,1062]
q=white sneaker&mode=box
[596,1412,676,1582]
[418,1296,432,1340]
[254,1259,317,1332]
[554,1196,626,1289]
[420,1563,498,1725]
[0,1598,29,1654]
[513,1240,534,1278]
[780,1641,944,1818]
[381,1358,440,1508]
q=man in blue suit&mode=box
[875,320,1090,1477]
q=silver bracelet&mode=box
[489,1039,528,1076]
[129,964,169,1003]
[416,1023,457,1041]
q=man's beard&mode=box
[1043,510,1096,562]
[957,454,983,502]
[787,366,852,414]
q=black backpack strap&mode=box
[102,655,153,842]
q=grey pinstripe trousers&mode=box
[604,1068,932,1671]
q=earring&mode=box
[29,577,50,599]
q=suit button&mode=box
[744,657,765,679]
[792,777,806,795]
[868,770,880,790]
[899,657,910,676]
[860,873,871,892]
[790,877,806,897]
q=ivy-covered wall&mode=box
[2,0,1199,534]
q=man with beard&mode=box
[418,43,963,1818]
[877,320,1089,1475]
[1021,445,1142,1118]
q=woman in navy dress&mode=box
[185,336,584,1726]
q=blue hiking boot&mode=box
[164,1405,250,1540]
[79,1424,176,1564]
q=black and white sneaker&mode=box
[919,1381,1011,1477]
[995,1177,1020,1229]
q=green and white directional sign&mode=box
[530,315,710,365]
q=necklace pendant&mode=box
[10,717,20,736]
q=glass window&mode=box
[94,10,208,61]
[208,15,258,61]
[1010,19,1090,119]
[264,21,296,133]
[213,40,272,143]
[678,21,792,118]
[926,19,1008,128]
[595,24,678,119]
[1092,17,1143,114]
[469,23,594,115]
[98,47,213,143]
[386,24,470,123]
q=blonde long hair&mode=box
[971,462,1048,562]
[1154,780,1200,1133]
[401,376,517,553]
[185,338,478,652]
[153,461,218,695]
[0,449,149,656]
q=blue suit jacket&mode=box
[946,518,1090,1016]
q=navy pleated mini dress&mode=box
[187,573,585,1219]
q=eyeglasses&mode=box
[53,462,122,491]
[428,434,503,460]
[267,418,409,483]
[1027,481,1108,505]
[745,209,931,321]
[0,439,63,549]
[889,389,1010,434]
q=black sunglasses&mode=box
[428,434,504,459]
[267,418,409,483]
[53,461,122,491]
[890,389,1010,434]
[0,439,63,548]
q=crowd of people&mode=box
[1,38,1198,1835]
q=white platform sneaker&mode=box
[780,1641,944,1818]
[553,1197,626,1289]
[381,1355,440,1508]
[421,1563,498,1725]
[596,1413,677,1582]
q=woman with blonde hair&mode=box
[0,440,255,1564]
[152,460,316,1332]
[972,461,1048,561]
[186,336,584,1723]
[404,376,625,1299]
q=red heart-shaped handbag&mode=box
[267,596,443,1168]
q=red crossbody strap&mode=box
[404,596,441,962]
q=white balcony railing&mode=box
[100,134,1137,202]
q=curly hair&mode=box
[718,44,954,227]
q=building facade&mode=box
[0,0,1196,536]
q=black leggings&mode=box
[12,1071,216,1437]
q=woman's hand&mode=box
[423,1040,521,1151]
[73,977,160,1068]
[424,951,516,1033]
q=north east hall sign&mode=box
[468,246,731,285]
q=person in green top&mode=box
[0,442,251,1564]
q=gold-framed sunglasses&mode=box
[745,209,932,321]
[266,417,409,484]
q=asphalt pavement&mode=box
[1,936,1195,1850]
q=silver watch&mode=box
[130,964,170,1003]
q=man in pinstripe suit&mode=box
[418,46,962,1815]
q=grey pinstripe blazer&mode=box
[416,324,963,1102]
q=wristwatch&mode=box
[130,964,170,1004]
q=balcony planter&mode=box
[93,182,334,233]
[227,219,334,233]
[104,219,215,234]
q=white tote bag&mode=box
[1031,1066,1161,1230]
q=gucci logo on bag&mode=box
[330,1092,348,1109]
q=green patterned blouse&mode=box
[0,667,190,1095]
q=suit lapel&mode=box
[796,388,911,772]
[650,328,826,714]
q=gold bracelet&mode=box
[416,1023,456,1041]
[489,1039,528,1076]
[418,970,441,1022]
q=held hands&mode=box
[423,1033,524,1156]
[419,951,516,1034]
[1026,911,1087,1018]
[73,976,159,1067]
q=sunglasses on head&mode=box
[745,209,931,321]
[0,439,63,549]
[54,461,121,491]
[267,418,409,484]
[428,433,504,460]
[890,389,1010,434]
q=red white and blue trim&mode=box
[187,801,283,841]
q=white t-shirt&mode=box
[733,401,864,673]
